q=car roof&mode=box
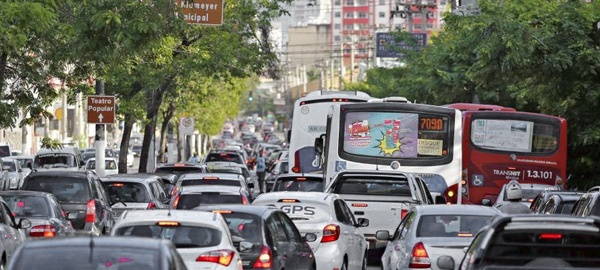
[119,209,223,225]
[551,193,584,202]
[27,171,90,178]
[102,175,158,184]
[0,190,53,197]
[20,236,173,250]
[489,214,600,232]
[87,157,117,161]
[12,155,34,159]
[276,173,323,179]
[181,185,243,193]
[179,173,242,181]
[254,191,337,204]
[413,205,502,216]
[335,169,411,177]
[36,146,80,155]
[194,204,276,217]
[158,162,204,168]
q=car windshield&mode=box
[3,161,16,172]
[417,214,495,238]
[278,162,289,173]
[104,182,150,203]
[86,160,117,170]
[35,153,77,169]
[22,177,90,203]
[273,177,323,192]
[217,212,262,246]
[334,177,411,196]
[12,246,159,270]
[3,195,51,218]
[115,225,221,248]
[176,193,242,209]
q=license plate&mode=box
[242,261,250,266]
[113,210,123,218]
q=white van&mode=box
[33,146,85,171]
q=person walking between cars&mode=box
[188,152,199,164]
[498,180,532,214]
[256,152,266,193]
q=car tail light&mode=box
[172,194,180,208]
[321,224,340,243]
[253,246,272,268]
[196,249,235,266]
[401,209,408,219]
[540,233,562,239]
[29,225,55,238]
[85,199,96,223]
[241,196,249,205]
[147,201,156,209]
[409,242,431,268]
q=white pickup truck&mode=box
[326,169,445,263]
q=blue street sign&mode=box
[376,32,427,58]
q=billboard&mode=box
[375,32,427,58]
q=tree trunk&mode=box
[158,103,175,163]
[0,52,8,91]
[118,114,135,173]
[177,122,183,162]
[138,116,156,173]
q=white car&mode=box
[85,157,118,175]
[2,158,24,190]
[252,191,369,270]
[115,148,135,167]
[111,209,243,270]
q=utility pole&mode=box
[94,80,106,177]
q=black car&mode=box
[536,193,583,215]
[0,190,76,238]
[459,215,600,270]
[194,205,316,270]
[21,171,114,236]
[7,237,188,270]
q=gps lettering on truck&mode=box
[280,205,316,215]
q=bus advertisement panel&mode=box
[318,102,462,194]
[444,109,567,205]
[288,91,371,175]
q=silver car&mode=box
[2,158,24,190]
[378,205,501,270]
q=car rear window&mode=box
[483,229,600,268]
[155,166,205,176]
[3,195,51,218]
[34,153,77,169]
[104,182,150,203]
[3,161,16,172]
[205,153,243,164]
[333,177,411,196]
[23,177,90,203]
[217,212,263,246]
[177,193,242,209]
[272,177,323,192]
[86,160,117,170]
[181,179,240,187]
[13,246,159,270]
[115,225,221,248]
[416,215,494,238]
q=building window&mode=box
[345,12,354,18]
[358,0,367,5]
[378,23,386,29]
[358,48,366,54]
[335,0,341,5]
[334,23,341,29]
[427,23,433,28]
[344,36,352,42]
[414,24,421,29]
[378,11,385,18]
[335,12,341,17]
[346,0,354,6]
[358,12,367,18]
[344,24,354,30]
[379,0,385,5]
[334,35,341,41]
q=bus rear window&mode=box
[470,119,559,153]
[342,111,450,159]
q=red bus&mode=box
[443,103,567,205]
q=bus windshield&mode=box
[470,119,559,153]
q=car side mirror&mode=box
[375,230,390,240]
[481,198,492,206]
[18,218,32,229]
[435,195,447,204]
[248,182,255,189]
[356,218,369,227]
[304,233,317,242]
[437,255,455,270]
[239,241,254,252]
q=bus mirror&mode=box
[314,136,324,156]
[286,129,291,144]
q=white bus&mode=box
[288,91,371,174]
[315,101,463,194]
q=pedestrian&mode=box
[256,152,266,193]
[497,180,532,214]
[188,152,199,164]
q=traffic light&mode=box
[248,91,254,102]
